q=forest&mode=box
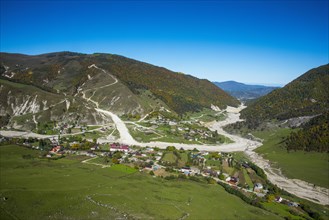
[241,64,329,124]
[285,112,329,153]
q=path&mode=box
[81,156,112,168]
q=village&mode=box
[0,134,300,211]
[27,108,230,146]
[116,109,229,147]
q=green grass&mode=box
[206,159,221,168]
[129,120,231,145]
[87,126,101,130]
[222,166,236,176]
[156,136,200,144]
[187,108,226,122]
[253,128,329,188]
[0,145,282,220]
[86,156,111,165]
[262,202,306,220]
[161,151,189,167]
[109,164,137,174]
[243,169,254,188]
[73,130,112,140]
[128,126,161,142]
[162,151,177,163]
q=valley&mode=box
[1,53,328,219]
[1,102,328,206]
[1,0,328,219]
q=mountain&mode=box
[240,64,329,123]
[213,81,279,101]
[0,52,239,129]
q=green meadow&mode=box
[253,128,329,188]
[0,145,282,220]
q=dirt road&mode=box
[95,105,329,205]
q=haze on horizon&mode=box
[0,0,328,86]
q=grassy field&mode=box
[161,151,189,167]
[253,128,329,188]
[128,126,162,142]
[73,129,114,140]
[243,169,254,188]
[187,108,226,122]
[0,145,283,220]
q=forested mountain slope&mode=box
[285,111,329,153]
[241,64,329,123]
[0,52,239,129]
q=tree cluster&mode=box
[285,112,329,153]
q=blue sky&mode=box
[1,0,328,86]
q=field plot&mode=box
[0,145,281,220]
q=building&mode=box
[110,143,129,152]
[254,183,263,192]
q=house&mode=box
[288,202,299,207]
[50,146,61,154]
[152,165,160,171]
[203,169,218,177]
[110,144,129,152]
[169,121,177,126]
[180,167,195,175]
[275,196,283,203]
[227,176,238,184]
[90,145,99,151]
[254,183,263,192]
[180,167,191,173]
[242,162,250,168]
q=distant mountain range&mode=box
[213,81,280,101]
[0,52,238,130]
[241,64,329,122]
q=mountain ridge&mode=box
[213,81,280,101]
[0,51,239,129]
[240,64,329,123]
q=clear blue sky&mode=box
[1,0,328,86]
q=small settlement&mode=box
[0,135,301,210]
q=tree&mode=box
[166,146,176,151]
[265,194,275,202]
[104,157,109,164]
[219,174,225,180]
[112,158,120,164]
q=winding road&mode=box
[96,105,329,205]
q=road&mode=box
[88,105,329,205]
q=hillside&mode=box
[0,52,238,129]
[0,79,112,130]
[241,64,329,123]
[213,81,279,101]
[285,111,329,153]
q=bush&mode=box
[206,177,216,184]
[189,176,201,182]
[219,174,226,180]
